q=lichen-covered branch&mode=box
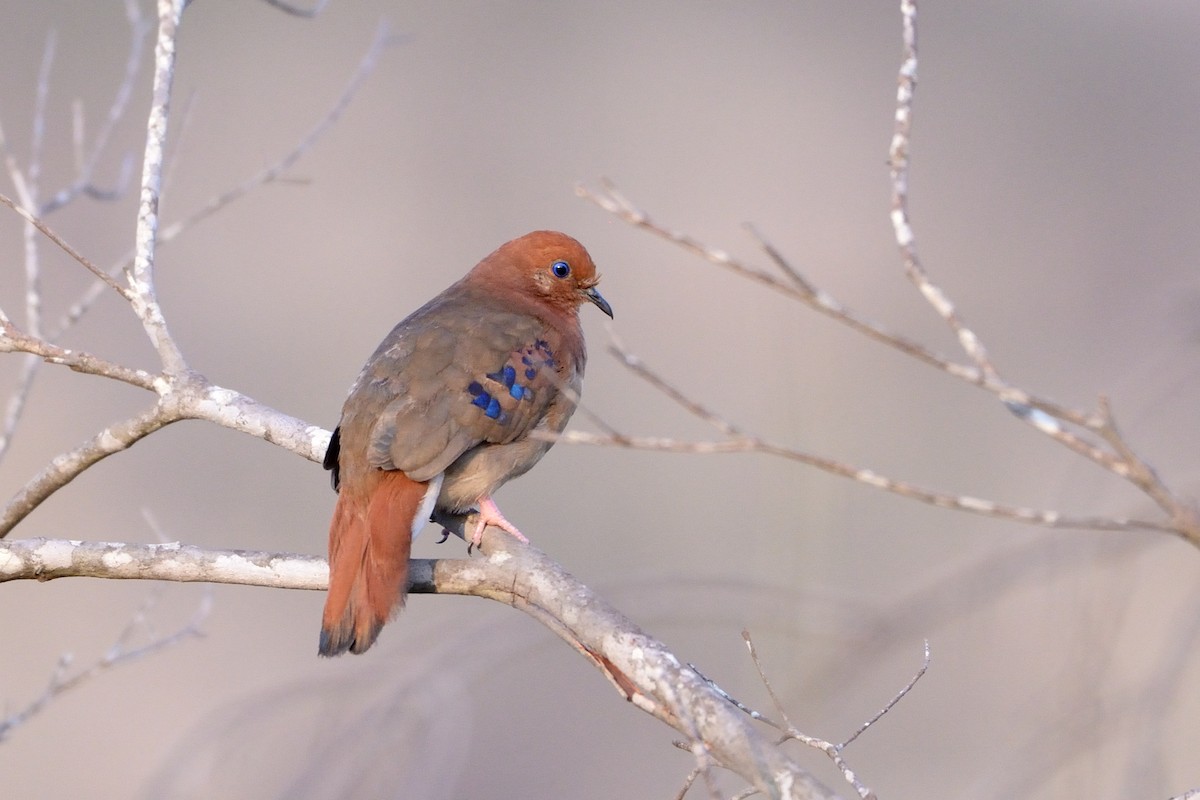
[0,538,327,589]
[0,528,842,800]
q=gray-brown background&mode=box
[1,2,1198,798]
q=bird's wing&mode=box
[355,305,576,483]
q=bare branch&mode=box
[731,632,930,800]
[0,586,210,742]
[45,19,389,349]
[742,220,819,296]
[546,341,1177,536]
[888,0,995,381]
[156,21,393,245]
[439,518,843,800]
[0,406,176,538]
[573,0,1200,550]
[839,638,930,748]
[0,538,326,588]
[0,191,131,297]
[40,0,147,216]
[0,318,155,389]
[0,5,147,466]
[0,378,325,540]
[171,381,331,463]
[734,631,877,800]
[577,179,1097,434]
[0,530,840,798]
[18,29,57,340]
[608,334,742,438]
[128,0,188,373]
[1094,395,1200,540]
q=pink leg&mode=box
[470,496,529,549]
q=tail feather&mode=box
[319,470,427,656]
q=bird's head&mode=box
[475,230,613,319]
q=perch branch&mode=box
[0,529,841,800]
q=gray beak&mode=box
[585,286,613,318]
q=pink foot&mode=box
[470,496,529,551]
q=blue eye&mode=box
[551,260,570,278]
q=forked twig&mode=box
[574,0,1200,549]
[555,341,1176,536]
[0,15,387,539]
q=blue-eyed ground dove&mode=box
[319,231,612,656]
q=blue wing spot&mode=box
[471,391,491,409]
[467,381,484,396]
[524,367,537,380]
[521,355,532,366]
[509,384,525,400]
[484,396,502,419]
[486,365,517,388]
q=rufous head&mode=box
[471,230,613,319]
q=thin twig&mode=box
[735,629,890,800]
[556,340,1177,536]
[1094,395,1200,541]
[0,191,130,297]
[672,767,703,800]
[840,638,930,748]
[574,0,1199,549]
[576,181,1093,429]
[28,30,56,197]
[0,587,211,742]
[40,0,147,215]
[162,22,393,247]
[0,4,146,464]
[742,220,818,296]
[46,20,392,347]
[608,332,742,438]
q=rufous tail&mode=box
[319,470,426,656]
